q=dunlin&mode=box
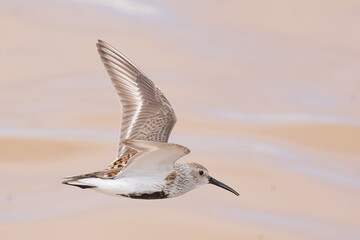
[63,40,239,199]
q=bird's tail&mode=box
[62,174,97,189]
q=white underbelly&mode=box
[80,177,164,196]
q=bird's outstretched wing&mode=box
[97,40,177,163]
[119,139,190,180]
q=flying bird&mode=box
[62,40,239,199]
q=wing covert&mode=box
[119,140,190,180]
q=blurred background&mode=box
[1,1,359,239]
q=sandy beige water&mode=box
[1,1,359,240]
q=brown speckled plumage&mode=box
[165,171,177,185]
[63,151,137,181]
[108,151,137,170]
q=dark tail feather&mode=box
[62,171,101,189]
[62,180,96,189]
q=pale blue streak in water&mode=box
[4,0,181,27]
[1,128,359,189]
[0,128,117,142]
[206,108,359,125]
[216,207,360,240]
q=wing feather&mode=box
[119,140,190,179]
[96,40,177,162]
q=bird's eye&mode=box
[199,170,204,175]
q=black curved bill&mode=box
[208,177,239,196]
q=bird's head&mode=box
[187,163,239,196]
